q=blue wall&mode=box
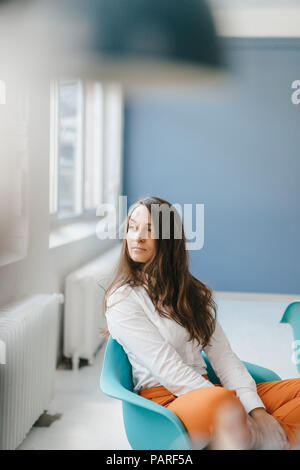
[123,39,300,295]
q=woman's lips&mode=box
[132,247,146,251]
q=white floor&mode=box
[18,296,299,450]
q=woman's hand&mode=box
[248,407,290,450]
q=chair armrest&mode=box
[201,352,281,384]
[242,361,281,384]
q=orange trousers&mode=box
[139,375,300,449]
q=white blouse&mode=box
[105,283,266,414]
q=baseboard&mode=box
[213,291,300,302]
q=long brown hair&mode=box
[101,196,217,348]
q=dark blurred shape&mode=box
[0,0,223,84]
[75,0,221,68]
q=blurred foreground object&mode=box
[0,0,222,85]
[209,402,252,450]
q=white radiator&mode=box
[64,244,121,369]
[0,293,63,450]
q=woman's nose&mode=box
[133,228,146,241]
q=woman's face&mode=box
[126,205,156,264]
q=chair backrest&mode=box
[281,301,300,375]
[100,334,281,398]
[100,335,219,394]
[100,335,134,398]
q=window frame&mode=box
[49,79,123,230]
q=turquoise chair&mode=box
[100,336,281,450]
[280,301,300,375]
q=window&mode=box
[49,79,123,225]
[0,80,29,266]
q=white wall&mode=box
[0,79,117,364]
[210,1,300,37]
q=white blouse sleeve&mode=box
[105,287,214,396]
[203,321,266,413]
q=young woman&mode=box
[104,196,300,450]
